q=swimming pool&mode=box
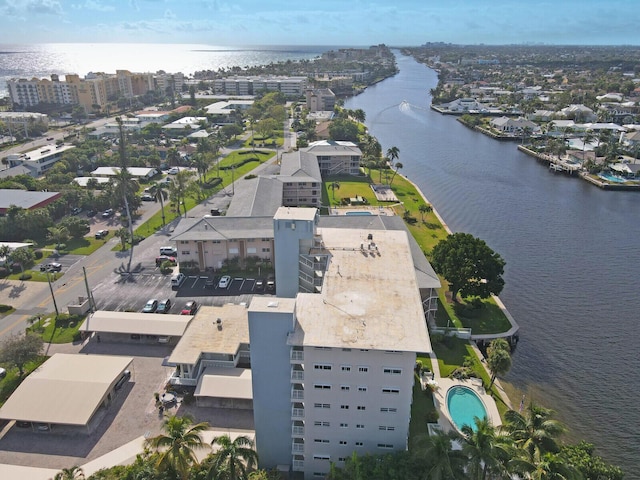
[446,386,487,432]
[345,211,372,216]
[598,173,628,184]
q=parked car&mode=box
[0,367,6,379]
[168,167,180,175]
[115,370,131,390]
[142,299,159,313]
[40,262,62,272]
[254,279,265,291]
[218,275,231,289]
[181,300,198,315]
[86,209,97,217]
[205,277,215,288]
[160,246,177,256]
[46,137,54,141]
[157,299,172,314]
[266,275,275,292]
[95,229,109,239]
[171,272,186,288]
[210,208,221,216]
[102,208,114,218]
[156,255,177,266]
[71,207,82,215]
[141,193,155,201]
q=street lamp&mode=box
[45,269,59,317]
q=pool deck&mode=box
[330,206,397,216]
[430,377,502,433]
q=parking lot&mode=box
[95,271,273,314]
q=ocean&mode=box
[0,43,333,98]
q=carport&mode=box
[79,311,193,345]
[195,367,253,409]
[0,354,133,434]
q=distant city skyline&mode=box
[0,0,638,46]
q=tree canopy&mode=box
[431,232,506,302]
[0,333,44,376]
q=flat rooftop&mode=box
[169,304,250,365]
[0,189,61,210]
[0,354,132,426]
[274,206,317,221]
[79,311,193,337]
[195,367,252,399]
[291,227,432,353]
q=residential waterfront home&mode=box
[490,116,540,135]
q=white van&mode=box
[171,273,186,288]
[160,246,177,256]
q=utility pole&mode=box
[83,267,96,312]
[46,270,59,317]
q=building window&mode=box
[382,388,400,394]
[338,457,346,462]
[377,444,394,449]
[313,455,330,461]
[314,364,332,371]
[340,385,350,391]
[383,368,402,375]
[380,407,398,413]
[378,426,396,431]
[261,248,270,253]
[357,386,367,392]
[181,251,190,255]
[314,403,330,409]
[355,442,363,447]
[341,365,351,372]
[340,405,349,410]
[356,424,364,429]
[358,366,369,373]
[315,347,332,351]
[342,348,351,352]
[314,421,330,427]
[314,439,329,444]
[339,441,347,445]
[339,423,348,428]
[314,384,331,390]
[357,405,366,411]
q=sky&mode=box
[0,0,639,46]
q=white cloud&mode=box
[0,0,63,16]
[81,0,114,12]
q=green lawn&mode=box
[322,174,384,207]
[6,269,61,282]
[0,358,47,407]
[132,151,272,239]
[43,236,106,256]
[408,376,437,449]
[27,313,84,344]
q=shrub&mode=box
[56,243,67,251]
[180,261,200,274]
[160,261,174,274]
[244,174,257,180]
[0,304,13,312]
[0,267,9,278]
[19,273,32,280]
[34,250,43,260]
[425,409,440,423]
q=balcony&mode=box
[291,369,304,381]
[291,387,304,400]
[293,459,305,471]
[292,440,305,454]
[292,423,305,436]
[291,350,304,362]
[291,402,305,419]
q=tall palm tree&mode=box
[170,170,195,218]
[415,430,467,480]
[329,181,340,201]
[518,452,583,480]
[145,414,210,480]
[151,181,169,227]
[208,434,258,480]
[460,417,511,480]
[389,161,403,185]
[114,118,139,274]
[386,146,400,168]
[54,466,85,479]
[193,152,212,184]
[504,402,567,463]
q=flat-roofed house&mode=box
[0,189,62,215]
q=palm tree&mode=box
[329,181,340,202]
[418,204,432,223]
[54,466,85,479]
[487,338,512,389]
[54,466,85,480]
[504,402,567,463]
[114,118,139,274]
[389,161,403,185]
[460,417,511,480]
[115,227,129,251]
[167,147,181,167]
[208,434,258,480]
[151,182,169,227]
[193,152,212,184]
[145,414,210,480]
[0,244,11,266]
[170,170,195,218]
[415,430,467,480]
[386,146,400,167]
